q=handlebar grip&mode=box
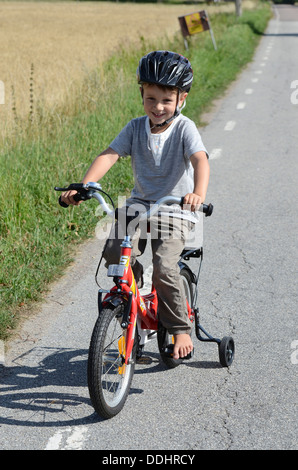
[58,193,81,208]
[180,197,213,217]
[202,203,213,217]
[58,196,69,208]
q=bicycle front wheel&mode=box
[87,305,136,419]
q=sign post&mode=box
[178,10,217,51]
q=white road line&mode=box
[255,70,263,74]
[251,78,259,83]
[224,121,236,131]
[45,426,89,450]
[64,426,89,450]
[45,430,64,450]
[209,148,222,160]
[245,88,253,95]
[237,102,246,110]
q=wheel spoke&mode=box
[88,305,136,419]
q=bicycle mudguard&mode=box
[178,262,196,283]
[124,294,138,365]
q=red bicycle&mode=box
[55,182,234,419]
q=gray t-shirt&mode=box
[110,114,207,202]
[110,114,208,222]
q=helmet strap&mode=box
[153,108,180,128]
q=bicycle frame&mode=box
[101,235,158,366]
[100,234,196,367]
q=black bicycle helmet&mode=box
[137,50,193,93]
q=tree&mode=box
[235,0,242,17]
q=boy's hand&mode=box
[183,193,202,212]
[61,190,81,206]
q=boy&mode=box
[61,50,209,360]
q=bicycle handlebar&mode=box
[54,182,213,217]
[138,195,213,219]
[54,182,114,216]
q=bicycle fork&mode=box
[105,236,157,367]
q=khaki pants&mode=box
[104,208,193,335]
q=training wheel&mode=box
[218,336,235,367]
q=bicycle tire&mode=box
[87,304,137,419]
[157,268,194,369]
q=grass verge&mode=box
[0,1,271,340]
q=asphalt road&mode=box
[1,5,297,451]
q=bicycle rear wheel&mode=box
[157,268,194,368]
[87,304,136,419]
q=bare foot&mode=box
[173,333,193,360]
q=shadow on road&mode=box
[0,347,103,426]
[0,346,221,427]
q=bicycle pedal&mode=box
[163,344,194,360]
[183,349,194,360]
[136,356,152,365]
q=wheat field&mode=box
[0,1,254,141]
